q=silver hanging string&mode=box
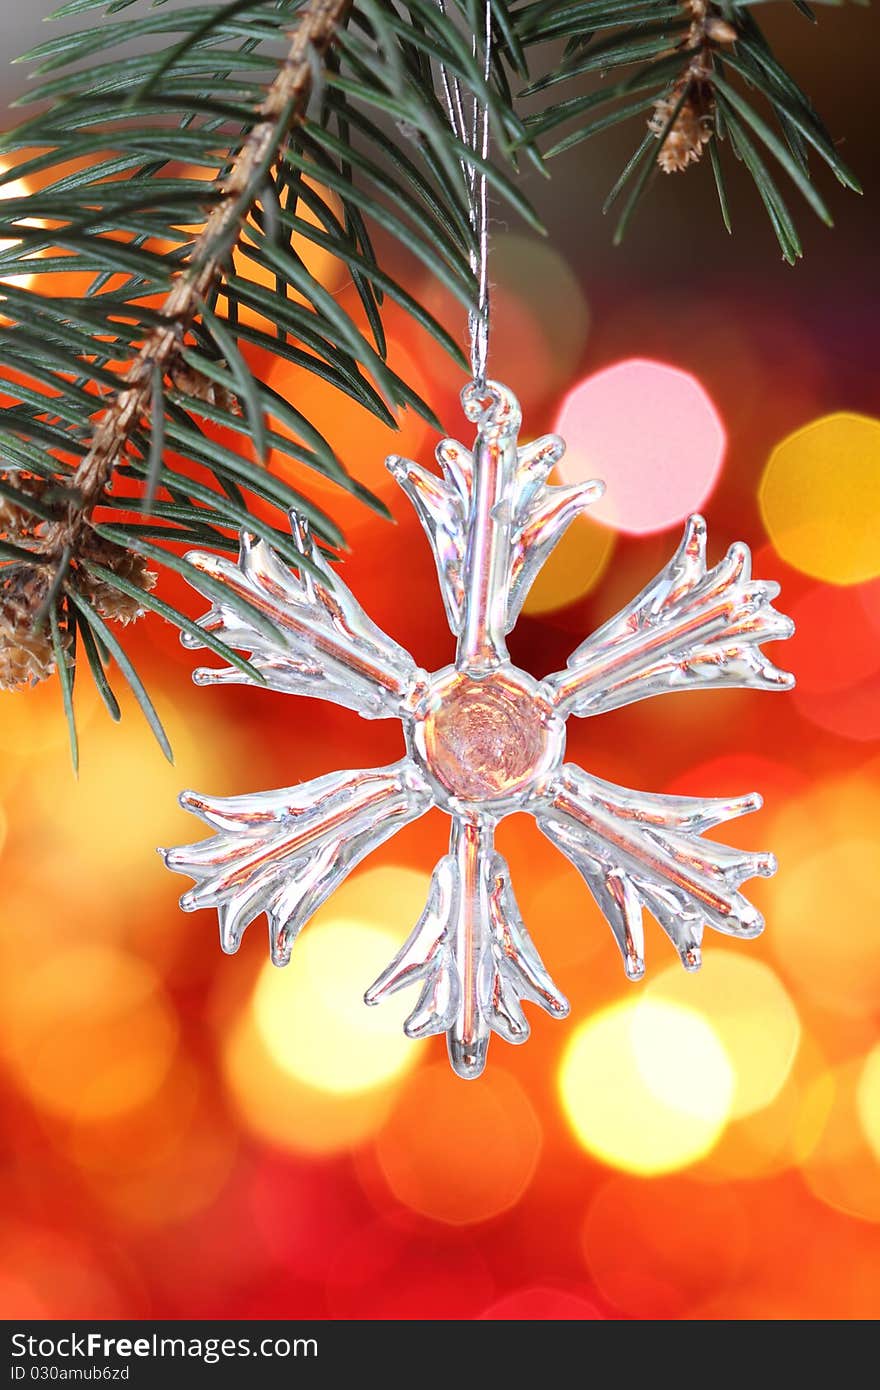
[436,0,493,388]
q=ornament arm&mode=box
[546,514,795,718]
[161,759,432,965]
[532,762,776,979]
[366,813,569,1078]
[179,514,420,718]
[389,380,603,674]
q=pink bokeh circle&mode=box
[554,358,726,535]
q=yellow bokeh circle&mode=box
[522,511,615,616]
[224,1009,402,1156]
[319,864,432,933]
[759,413,880,584]
[645,952,801,1119]
[252,916,417,1096]
[856,1044,880,1163]
[224,866,431,1154]
[558,998,734,1174]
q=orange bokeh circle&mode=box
[582,1175,751,1317]
[373,1062,542,1224]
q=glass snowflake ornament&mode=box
[162,380,795,1079]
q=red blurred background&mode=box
[1,2,879,1321]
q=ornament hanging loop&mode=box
[437,0,493,390]
[460,378,521,441]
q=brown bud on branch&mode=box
[648,0,739,174]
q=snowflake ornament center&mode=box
[163,379,795,1080]
[410,665,564,809]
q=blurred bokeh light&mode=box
[768,832,880,1017]
[558,999,734,1174]
[0,943,178,1121]
[644,953,801,1119]
[522,512,615,615]
[759,413,880,585]
[554,359,726,534]
[582,1175,751,1318]
[0,161,37,288]
[252,915,417,1095]
[373,1063,542,1224]
[857,1045,880,1163]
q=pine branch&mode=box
[47,0,352,569]
[517,0,863,259]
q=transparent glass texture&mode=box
[163,381,795,1078]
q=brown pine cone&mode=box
[78,536,158,625]
[0,568,62,690]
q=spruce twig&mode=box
[43,0,352,569]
